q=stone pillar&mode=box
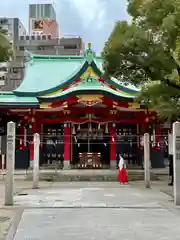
[64,124,71,169]
[5,121,15,206]
[173,122,180,205]
[110,124,116,169]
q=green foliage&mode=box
[0,26,11,62]
[138,82,180,120]
[102,0,180,120]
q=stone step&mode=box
[25,171,158,182]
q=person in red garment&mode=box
[118,155,128,184]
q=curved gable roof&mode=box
[14,54,87,96]
[13,44,140,98]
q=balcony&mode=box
[8,72,23,80]
[18,38,60,46]
[0,80,5,86]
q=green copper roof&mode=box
[13,45,139,97]
[14,56,86,96]
[0,45,141,106]
[0,93,38,106]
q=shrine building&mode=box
[0,43,165,169]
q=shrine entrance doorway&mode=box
[71,123,110,168]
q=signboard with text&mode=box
[175,136,180,160]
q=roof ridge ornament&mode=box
[85,42,96,65]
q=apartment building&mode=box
[0,18,26,90]
[0,4,85,91]
[17,35,85,56]
[29,3,59,38]
[0,62,8,87]
[1,34,85,91]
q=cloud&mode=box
[71,0,105,28]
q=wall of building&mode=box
[0,18,26,90]
[0,6,85,91]
[1,35,85,91]
[29,4,56,20]
[29,4,58,37]
[16,35,84,55]
[0,63,8,88]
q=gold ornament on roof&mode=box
[80,67,98,79]
[88,42,92,49]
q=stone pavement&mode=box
[9,181,180,240]
[0,180,55,240]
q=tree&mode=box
[102,0,180,120]
[0,26,11,62]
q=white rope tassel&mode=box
[105,124,108,133]
[89,123,92,132]
[72,125,76,135]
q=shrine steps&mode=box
[25,169,160,182]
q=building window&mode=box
[37,35,41,40]
[37,4,40,18]
[0,80,5,86]
[37,46,45,50]
[64,45,78,49]
[12,68,18,73]
[31,35,35,40]
[26,36,29,40]
[0,67,7,72]
[19,46,24,51]
[0,19,8,24]
[42,35,46,40]
[30,5,36,18]
[20,36,24,40]
[44,4,50,18]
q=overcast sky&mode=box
[0,0,129,53]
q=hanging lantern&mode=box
[105,124,108,133]
[145,117,149,123]
[77,124,80,131]
[72,124,76,135]
[112,136,115,142]
[98,123,101,130]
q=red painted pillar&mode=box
[110,124,116,168]
[64,124,71,169]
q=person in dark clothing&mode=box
[168,154,173,186]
